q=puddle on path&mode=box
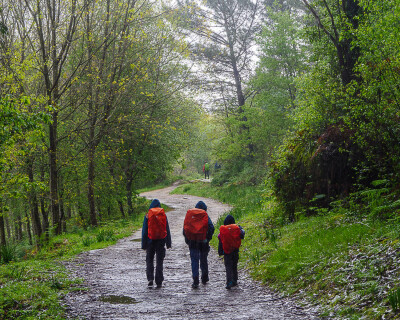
[99,295,141,304]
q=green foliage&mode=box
[0,260,79,319]
[0,215,143,318]
[177,181,400,318]
[82,236,92,247]
[388,288,400,313]
[343,0,400,184]
[253,6,307,112]
[96,229,116,243]
[0,244,16,264]
[0,20,7,34]
[266,0,400,219]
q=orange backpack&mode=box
[183,208,209,241]
[147,207,167,240]
[219,224,241,254]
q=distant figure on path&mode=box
[183,201,215,288]
[203,161,210,179]
[141,199,171,288]
[218,214,245,289]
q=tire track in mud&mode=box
[63,185,319,319]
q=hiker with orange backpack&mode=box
[141,199,171,288]
[218,214,245,289]
[183,201,214,288]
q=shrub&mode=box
[389,288,400,313]
[96,229,115,243]
[1,244,16,264]
[82,236,92,247]
[270,123,359,221]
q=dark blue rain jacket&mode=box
[141,199,172,250]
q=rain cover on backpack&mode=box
[147,207,167,240]
[183,208,208,241]
[219,224,241,254]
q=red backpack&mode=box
[147,207,167,240]
[183,208,208,241]
[219,224,241,254]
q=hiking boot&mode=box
[192,277,199,289]
[232,281,238,287]
[156,283,162,289]
[201,276,209,285]
[148,280,153,287]
[226,281,234,290]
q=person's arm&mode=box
[207,216,215,241]
[141,215,148,250]
[166,219,172,248]
[183,228,189,245]
[218,234,223,256]
[239,225,245,239]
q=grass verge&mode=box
[173,181,400,319]
[0,200,149,319]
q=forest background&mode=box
[1,0,400,319]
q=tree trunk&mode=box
[118,200,125,218]
[231,58,245,108]
[25,210,32,245]
[66,207,72,219]
[88,145,98,226]
[126,179,134,215]
[5,215,11,239]
[40,164,49,241]
[40,199,49,242]
[27,157,43,241]
[86,1,98,227]
[49,114,61,235]
[60,197,66,233]
[17,217,23,241]
[0,207,6,247]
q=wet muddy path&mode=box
[63,185,319,319]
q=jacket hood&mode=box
[223,214,235,225]
[149,199,161,209]
[195,201,207,211]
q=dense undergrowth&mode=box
[172,181,400,320]
[0,197,150,319]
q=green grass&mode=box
[0,212,146,319]
[0,260,79,319]
[173,181,400,319]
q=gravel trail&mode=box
[63,185,319,319]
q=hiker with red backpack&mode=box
[218,214,245,289]
[183,201,214,288]
[141,199,171,288]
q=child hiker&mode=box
[218,214,245,289]
[183,201,215,288]
[141,199,171,288]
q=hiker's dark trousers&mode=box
[189,246,209,281]
[146,241,166,285]
[224,250,239,285]
[204,170,209,179]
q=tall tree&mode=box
[301,0,361,86]
[17,0,88,234]
[177,0,262,113]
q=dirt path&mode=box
[63,185,319,319]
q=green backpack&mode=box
[204,163,210,171]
